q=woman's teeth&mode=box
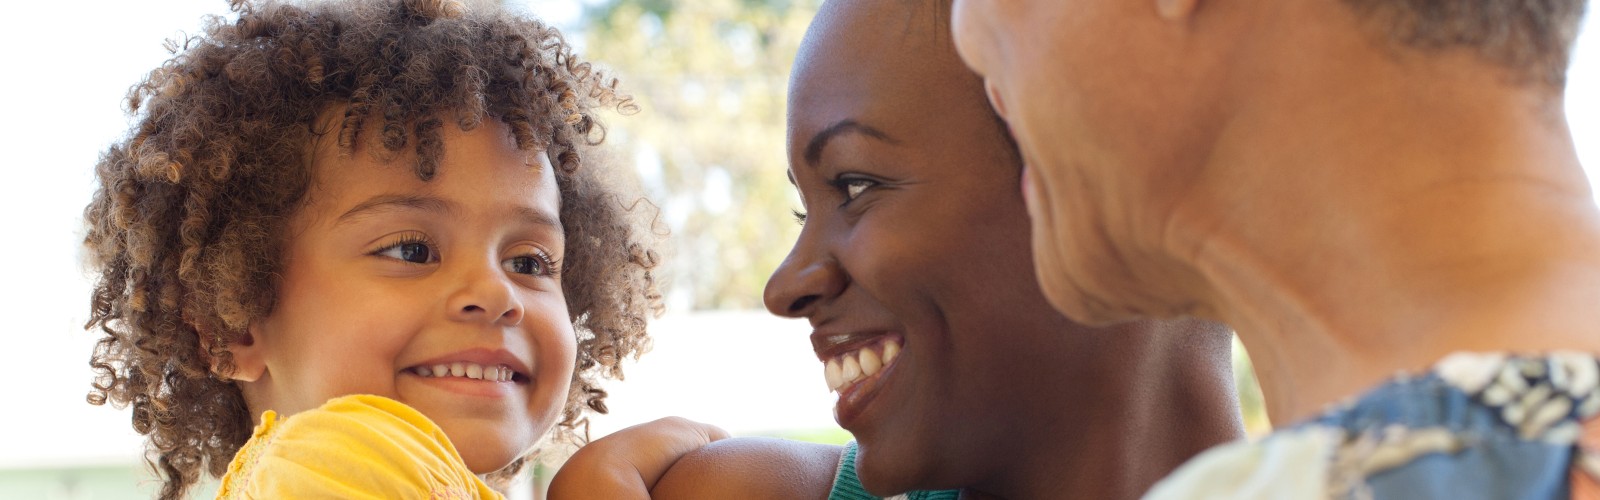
[823,338,901,392]
[411,362,515,382]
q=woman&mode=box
[550,1,1242,498]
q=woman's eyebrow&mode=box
[802,119,900,167]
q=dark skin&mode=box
[551,1,1243,499]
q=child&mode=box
[81,0,659,498]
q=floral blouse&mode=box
[1146,352,1600,499]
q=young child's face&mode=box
[229,119,577,473]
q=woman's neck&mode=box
[967,322,1244,500]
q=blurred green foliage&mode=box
[1233,337,1271,436]
[579,0,820,311]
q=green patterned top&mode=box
[829,441,961,500]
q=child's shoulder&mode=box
[217,395,501,499]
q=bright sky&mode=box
[0,0,1598,469]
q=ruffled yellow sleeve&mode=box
[217,394,503,499]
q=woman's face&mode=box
[765,2,1101,493]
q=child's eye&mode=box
[503,252,559,277]
[791,209,808,226]
[374,240,437,264]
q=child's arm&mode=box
[547,419,841,500]
[650,437,842,500]
[547,417,732,499]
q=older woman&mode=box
[951,0,1600,497]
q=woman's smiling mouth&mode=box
[814,332,905,426]
[822,337,901,392]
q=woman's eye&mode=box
[503,254,555,276]
[838,178,877,202]
[376,242,435,264]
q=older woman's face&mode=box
[949,0,1216,323]
[765,1,1100,494]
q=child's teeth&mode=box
[882,340,900,365]
[841,356,861,383]
[825,358,843,392]
[859,349,882,377]
[412,362,516,381]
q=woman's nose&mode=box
[764,250,847,318]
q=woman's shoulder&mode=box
[217,394,500,499]
[1147,351,1600,499]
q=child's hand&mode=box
[547,417,730,499]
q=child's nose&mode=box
[447,266,524,326]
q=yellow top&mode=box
[216,394,503,499]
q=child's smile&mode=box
[224,118,578,474]
[402,347,533,398]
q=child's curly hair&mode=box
[81,0,659,497]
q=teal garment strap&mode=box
[828,441,961,500]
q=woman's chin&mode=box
[854,441,938,497]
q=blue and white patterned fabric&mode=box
[1146,352,1600,499]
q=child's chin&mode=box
[460,447,524,476]
[438,423,536,474]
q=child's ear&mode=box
[196,322,267,383]
[220,325,268,383]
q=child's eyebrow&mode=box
[513,205,564,233]
[336,194,454,224]
[335,194,563,233]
